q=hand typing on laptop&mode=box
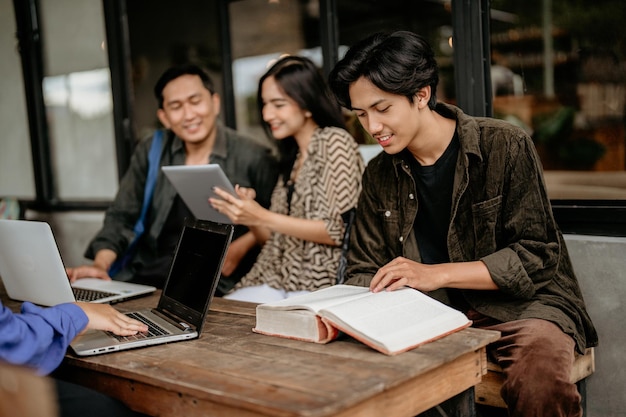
[76,302,148,336]
[0,219,156,306]
[1,291,148,417]
[66,265,111,283]
[66,248,116,283]
[70,218,233,356]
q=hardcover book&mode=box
[253,284,472,355]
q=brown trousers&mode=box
[468,311,581,417]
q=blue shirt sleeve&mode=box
[0,300,88,375]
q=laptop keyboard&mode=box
[108,312,170,342]
[73,288,117,302]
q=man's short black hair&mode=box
[329,31,439,110]
[153,64,216,108]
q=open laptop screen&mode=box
[157,219,233,332]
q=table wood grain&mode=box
[2,283,500,417]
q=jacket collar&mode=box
[389,102,483,168]
[438,102,483,163]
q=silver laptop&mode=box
[162,164,236,224]
[70,217,234,356]
[0,219,156,306]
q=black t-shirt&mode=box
[408,132,459,264]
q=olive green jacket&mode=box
[86,122,279,284]
[345,103,598,353]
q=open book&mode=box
[253,285,472,355]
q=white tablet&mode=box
[162,164,236,224]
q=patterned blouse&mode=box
[234,126,365,292]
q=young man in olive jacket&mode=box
[329,31,597,417]
[68,65,278,294]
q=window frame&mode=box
[12,0,626,236]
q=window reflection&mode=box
[0,0,34,198]
[232,47,343,141]
[490,0,626,200]
[229,0,321,146]
[335,0,454,144]
[40,0,118,201]
[43,68,118,200]
[43,69,113,119]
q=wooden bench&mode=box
[475,347,595,411]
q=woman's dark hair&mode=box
[257,55,346,183]
[154,64,215,108]
[328,31,439,110]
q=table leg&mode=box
[417,387,476,417]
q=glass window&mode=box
[40,0,118,200]
[336,0,455,144]
[490,0,626,200]
[228,0,322,147]
[126,0,223,142]
[0,0,35,198]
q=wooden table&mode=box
[2,286,500,417]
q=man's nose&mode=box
[366,116,382,134]
[182,103,195,118]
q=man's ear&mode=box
[157,108,170,128]
[416,86,431,106]
[212,92,221,116]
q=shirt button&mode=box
[385,210,391,217]
[399,236,404,242]
[409,193,414,200]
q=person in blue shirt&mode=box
[1,299,147,416]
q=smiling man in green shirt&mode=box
[68,65,278,294]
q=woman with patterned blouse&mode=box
[211,55,364,303]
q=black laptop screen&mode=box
[162,223,229,313]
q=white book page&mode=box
[256,285,372,313]
[319,287,470,353]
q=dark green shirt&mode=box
[85,121,279,287]
[345,103,597,354]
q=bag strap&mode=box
[133,129,163,237]
[108,130,163,277]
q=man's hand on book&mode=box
[370,257,498,293]
[370,257,443,293]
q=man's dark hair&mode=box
[153,64,216,108]
[328,31,439,110]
